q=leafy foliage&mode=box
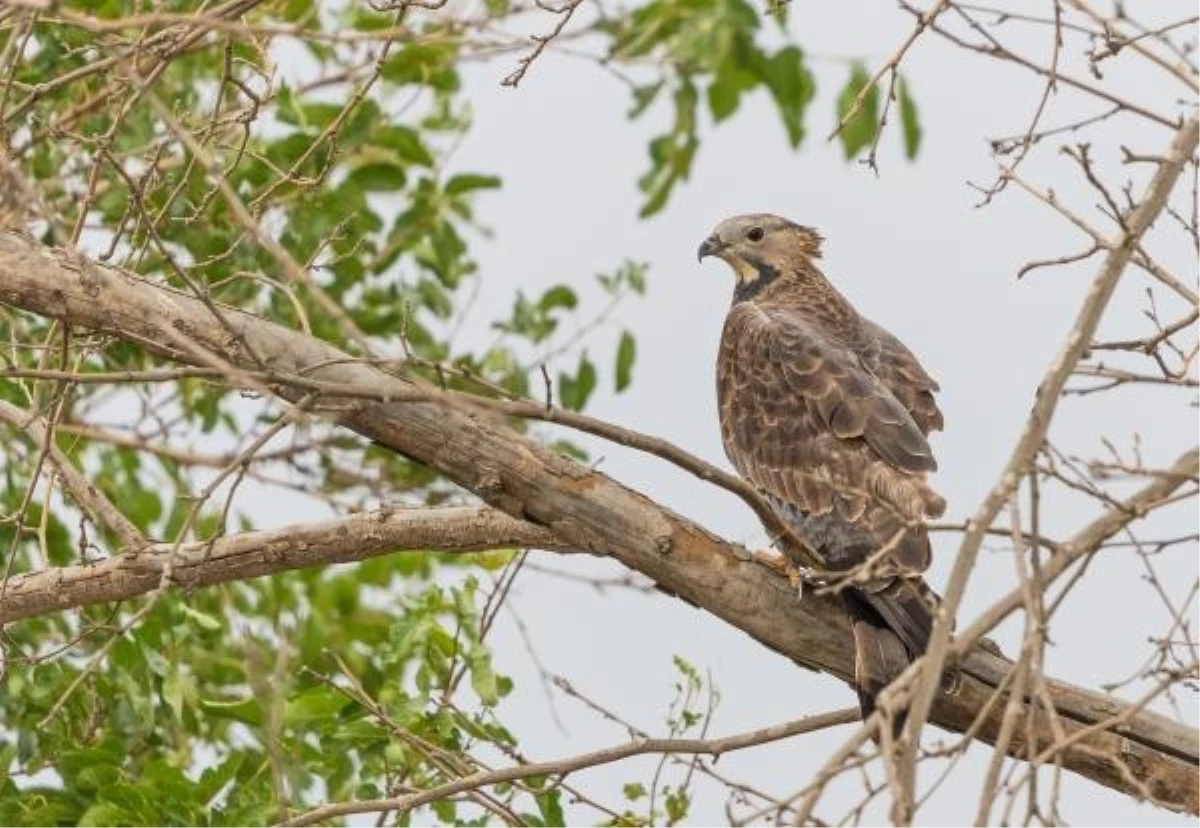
[610,656,717,826]
[898,75,923,160]
[835,62,880,160]
[606,0,816,215]
[834,65,923,162]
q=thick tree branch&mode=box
[0,232,1194,813]
[0,506,560,623]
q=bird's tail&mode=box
[842,578,942,737]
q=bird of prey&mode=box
[697,213,946,728]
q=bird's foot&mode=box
[753,550,816,601]
[783,559,809,601]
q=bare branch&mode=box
[282,707,861,826]
[0,399,145,550]
[901,115,1199,774]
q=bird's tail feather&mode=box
[843,590,912,737]
[860,576,937,658]
[844,579,960,739]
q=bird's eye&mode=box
[746,226,764,242]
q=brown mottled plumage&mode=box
[698,213,946,730]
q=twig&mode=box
[281,707,859,826]
[899,116,1199,798]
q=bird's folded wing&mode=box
[719,304,942,528]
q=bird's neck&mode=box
[742,261,861,332]
[731,260,782,304]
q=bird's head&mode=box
[697,214,824,295]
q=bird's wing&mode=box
[858,318,944,435]
[718,303,942,530]
[718,300,947,679]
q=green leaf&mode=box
[288,100,343,131]
[275,82,303,126]
[285,686,352,725]
[196,751,247,803]
[637,78,699,217]
[628,81,664,119]
[348,6,393,31]
[539,285,578,312]
[382,43,461,92]
[432,798,457,823]
[178,603,223,632]
[375,125,435,167]
[79,802,135,827]
[558,352,597,412]
[199,696,263,727]
[416,277,453,318]
[706,75,739,123]
[495,291,559,343]
[758,46,814,148]
[623,782,647,801]
[551,438,589,462]
[665,787,690,823]
[536,789,566,827]
[898,75,922,160]
[163,670,186,721]
[0,743,15,790]
[622,261,648,295]
[59,745,124,790]
[345,161,407,192]
[615,330,636,392]
[672,654,699,683]
[469,647,499,707]
[835,62,879,160]
[445,173,501,196]
[281,0,314,22]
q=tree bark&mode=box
[0,506,562,623]
[0,232,1195,813]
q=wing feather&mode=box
[858,318,944,434]
[718,304,941,533]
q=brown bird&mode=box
[697,213,946,730]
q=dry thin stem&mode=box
[0,400,145,550]
[900,116,1199,786]
[282,707,860,826]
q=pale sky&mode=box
[415,1,1199,825]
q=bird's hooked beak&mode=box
[697,234,726,262]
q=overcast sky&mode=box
[398,1,1200,824]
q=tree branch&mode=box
[282,707,861,826]
[0,231,1194,813]
[0,399,146,550]
[901,115,1200,777]
[0,506,560,623]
